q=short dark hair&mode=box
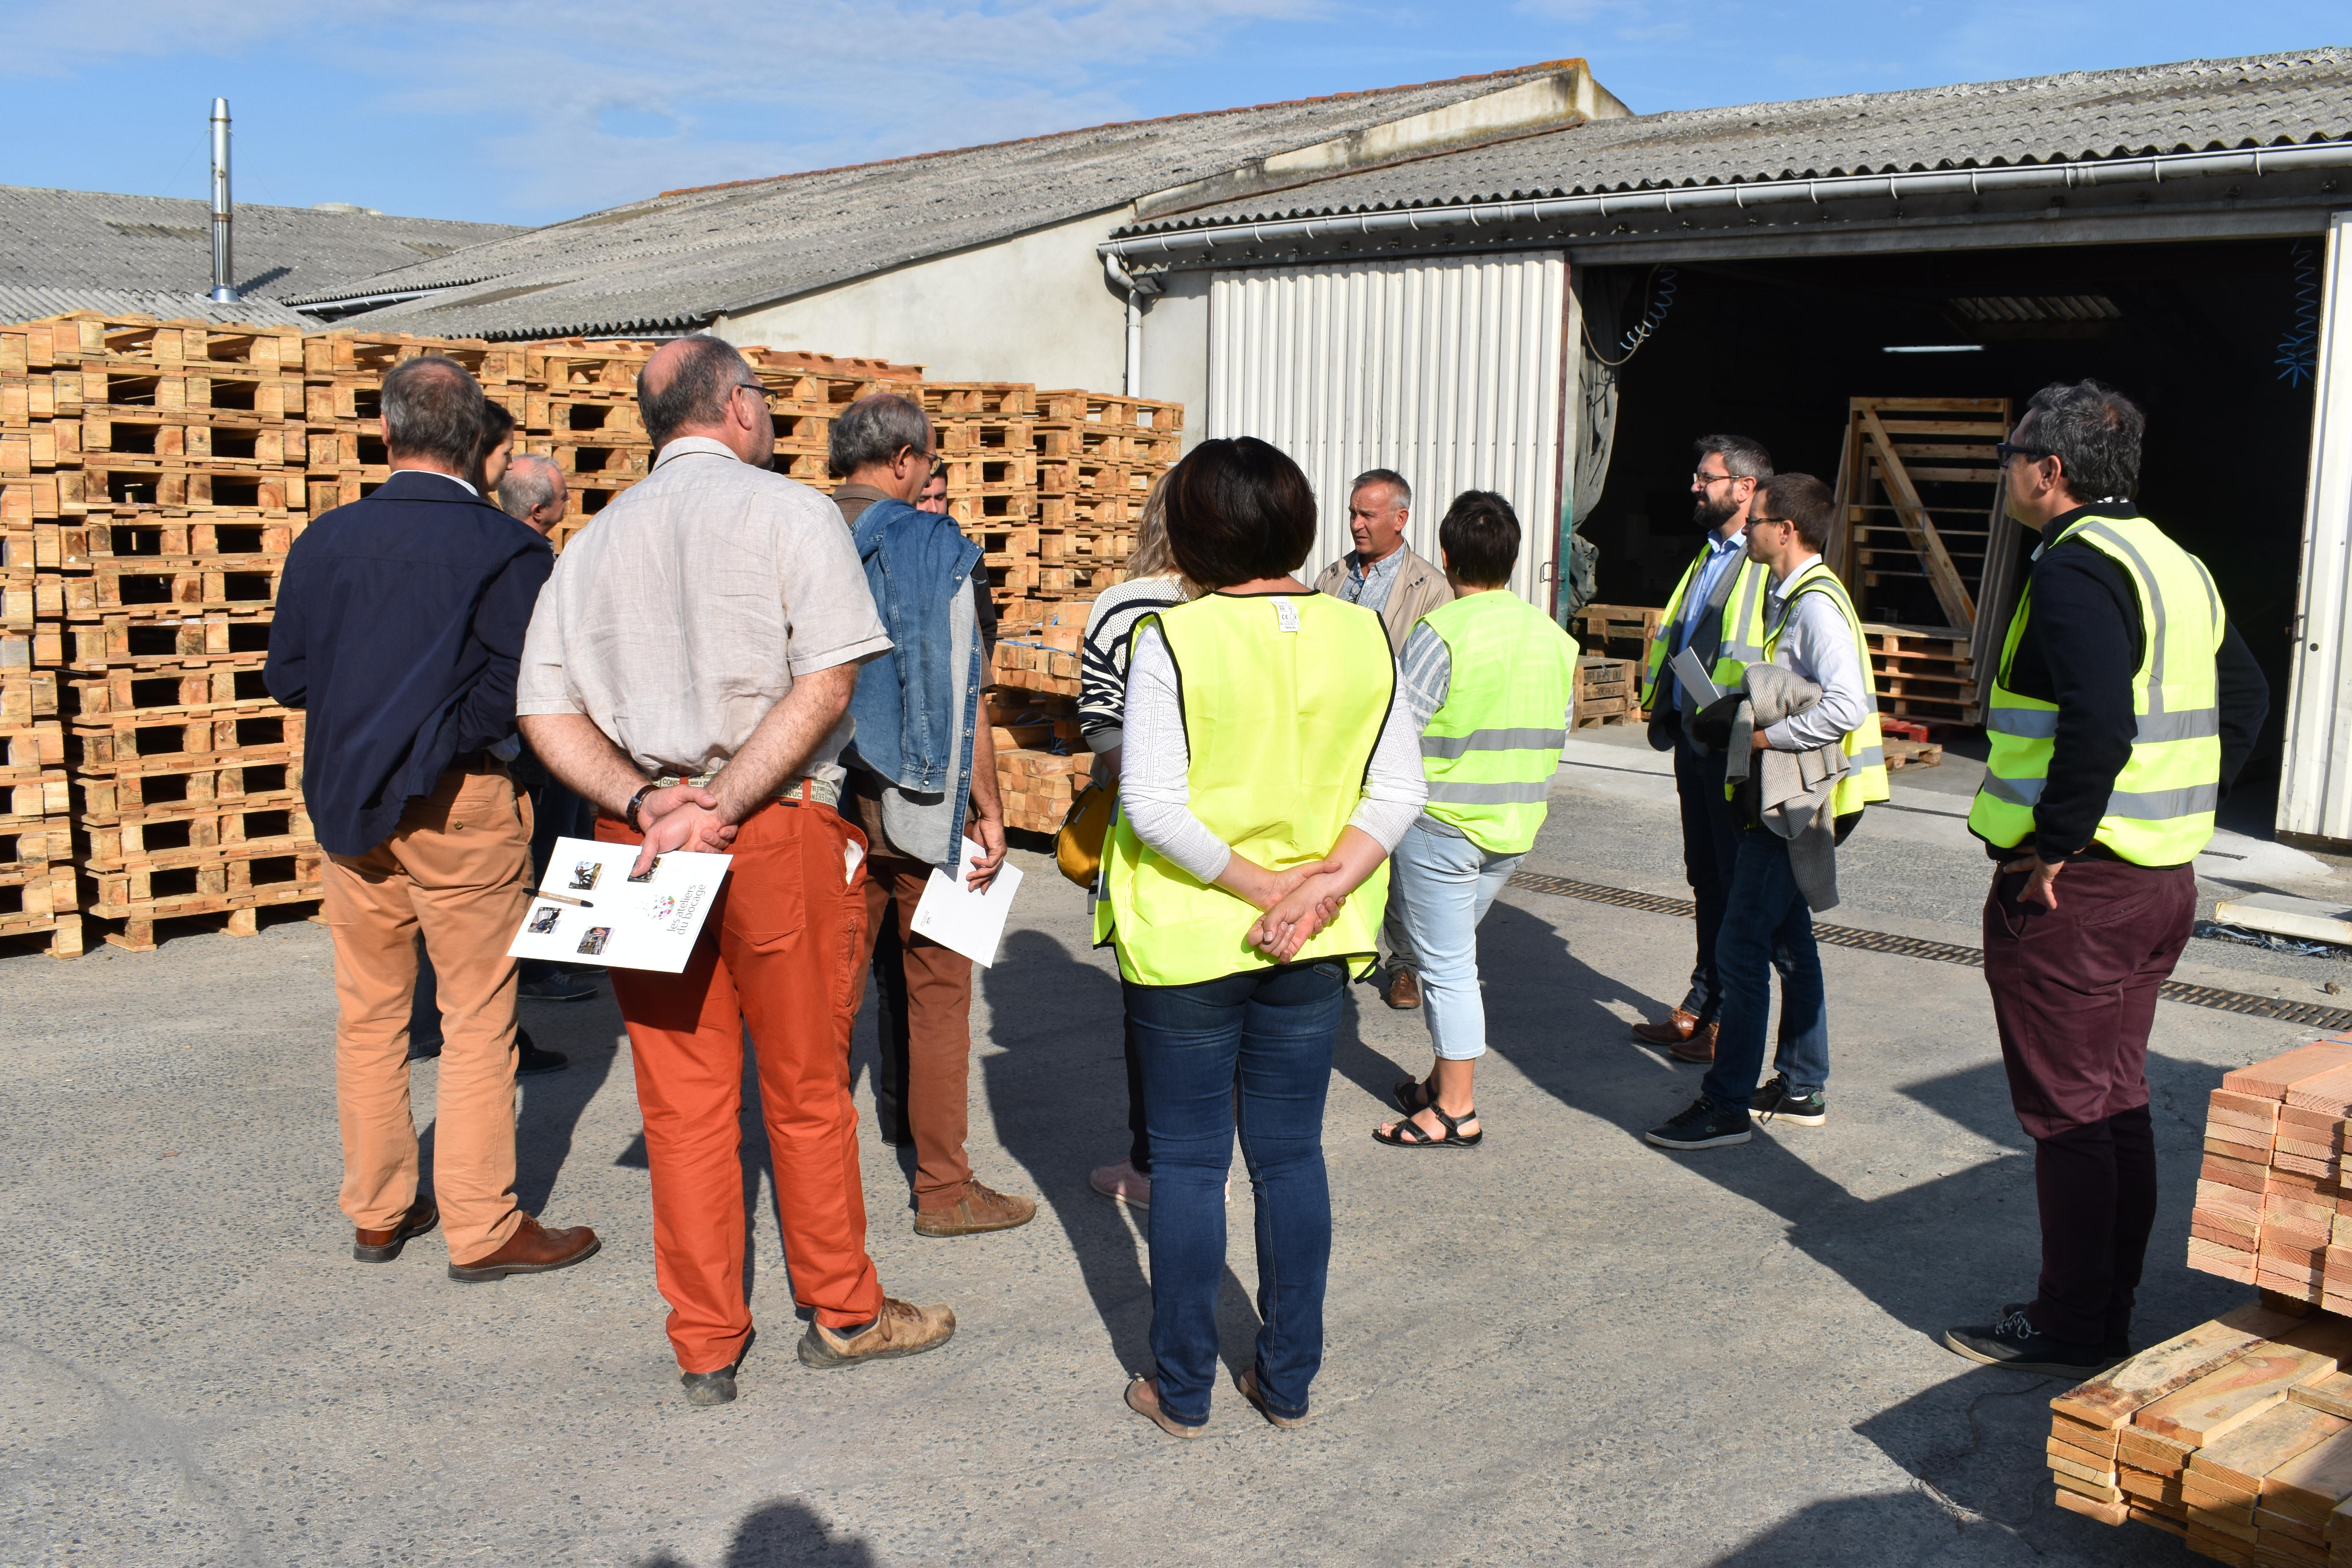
[381,355,484,470]
[1756,473,1836,552]
[1695,434,1773,481]
[1351,468,1411,508]
[2023,380,2145,502]
[1436,491,1520,587]
[827,393,933,479]
[1163,437,1318,590]
[637,335,752,449]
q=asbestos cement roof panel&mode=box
[0,284,309,327]
[1120,49,2352,233]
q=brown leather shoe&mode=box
[1125,1375,1205,1438]
[1668,1021,1720,1065]
[447,1213,601,1282]
[914,1180,1037,1238]
[797,1297,956,1368]
[353,1194,438,1263]
[1631,1008,1700,1045]
[1384,965,1423,1010]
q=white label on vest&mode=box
[1273,597,1300,633]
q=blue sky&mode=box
[3,2,2343,227]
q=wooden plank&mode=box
[1860,408,1975,628]
[2227,1042,2352,1100]
[2138,1345,2340,1446]
[2056,1305,2301,1428]
[2192,1402,2349,1493]
[2053,1489,2129,1525]
[2290,1372,2352,1420]
[2264,1428,2352,1524]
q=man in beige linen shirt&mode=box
[518,335,955,1407]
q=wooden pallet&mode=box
[1860,621,1982,726]
[1572,603,1663,658]
[1883,739,1943,770]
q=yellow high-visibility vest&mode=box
[1967,515,2223,866]
[1417,591,1579,855]
[1758,561,1891,818]
[1093,591,1394,986]
[1640,540,1771,715]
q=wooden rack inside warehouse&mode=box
[0,312,1179,956]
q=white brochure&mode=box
[505,836,731,974]
[908,838,1023,967]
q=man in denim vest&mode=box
[832,395,1034,1239]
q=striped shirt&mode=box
[1078,575,1189,750]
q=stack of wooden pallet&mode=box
[1570,603,1662,662]
[1,421,74,952]
[1861,621,1980,728]
[2047,1298,2352,1561]
[986,603,1094,835]
[1573,656,1637,729]
[2188,1038,2352,1306]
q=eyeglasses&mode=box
[1994,442,2049,463]
[1747,516,1793,528]
[1691,470,1751,486]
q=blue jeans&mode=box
[1386,819,1523,1060]
[1126,960,1345,1427]
[1701,829,1828,1112]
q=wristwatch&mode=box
[625,782,659,834]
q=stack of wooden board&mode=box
[986,601,1093,835]
[1573,656,1637,729]
[2047,1298,2352,1562]
[2187,1038,2352,1308]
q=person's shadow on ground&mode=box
[636,1498,876,1567]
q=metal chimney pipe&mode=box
[207,98,238,303]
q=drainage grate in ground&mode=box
[1504,871,2352,1033]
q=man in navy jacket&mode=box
[267,354,600,1283]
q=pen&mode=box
[539,891,595,909]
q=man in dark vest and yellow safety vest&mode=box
[1630,436,1777,1064]
[1944,381,2267,1377]
[1645,473,1887,1151]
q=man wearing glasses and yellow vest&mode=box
[1945,382,2267,1377]
[1647,472,1887,1150]
[1631,437,1777,1064]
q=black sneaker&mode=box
[1943,1307,2122,1376]
[519,968,598,1003]
[1644,1098,1753,1151]
[515,1027,569,1076]
[2002,1302,2129,1363]
[1751,1074,1827,1127]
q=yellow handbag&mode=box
[1056,781,1117,888]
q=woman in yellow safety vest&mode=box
[1094,437,1427,1436]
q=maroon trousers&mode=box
[1983,856,2194,1347]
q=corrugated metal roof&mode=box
[0,185,524,305]
[0,284,309,327]
[1122,49,2352,234]
[290,62,1594,341]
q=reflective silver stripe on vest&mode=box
[1420,727,1570,759]
[2106,783,2220,820]
[1988,704,2217,748]
[2136,708,2220,743]
[1986,707,2059,739]
[1847,744,1886,771]
[2072,521,2172,713]
[1983,773,2047,807]
[1722,565,1768,662]
[1424,779,1555,805]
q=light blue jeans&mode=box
[1386,817,1524,1060]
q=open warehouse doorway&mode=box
[1574,238,2322,807]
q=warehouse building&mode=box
[0,184,520,326]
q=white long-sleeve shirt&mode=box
[1121,619,1427,884]
[1761,555,1869,751]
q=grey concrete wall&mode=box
[714,208,1130,390]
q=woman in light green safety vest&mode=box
[1094,437,1428,1439]
[1373,492,1579,1151]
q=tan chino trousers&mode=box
[321,763,533,1261]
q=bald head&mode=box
[497,452,567,535]
[639,336,760,449]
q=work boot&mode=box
[680,1330,753,1407]
[1667,1021,1719,1065]
[797,1298,956,1369]
[1630,1007,1700,1045]
[1383,965,1423,1010]
[914,1180,1037,1238]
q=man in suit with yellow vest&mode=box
[1632,437,1777,1064]
[1647,472,1888,1151]
[1945,382,2267,1377]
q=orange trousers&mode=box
[321,762,532,1261]
[597,797,885,1373]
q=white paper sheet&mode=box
[907,838,1022,967]
[504,836,732,974]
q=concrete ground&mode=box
[4,739,2348,1567]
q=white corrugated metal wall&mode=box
[1206,254,1570,608]
[2280,211,2352,842]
